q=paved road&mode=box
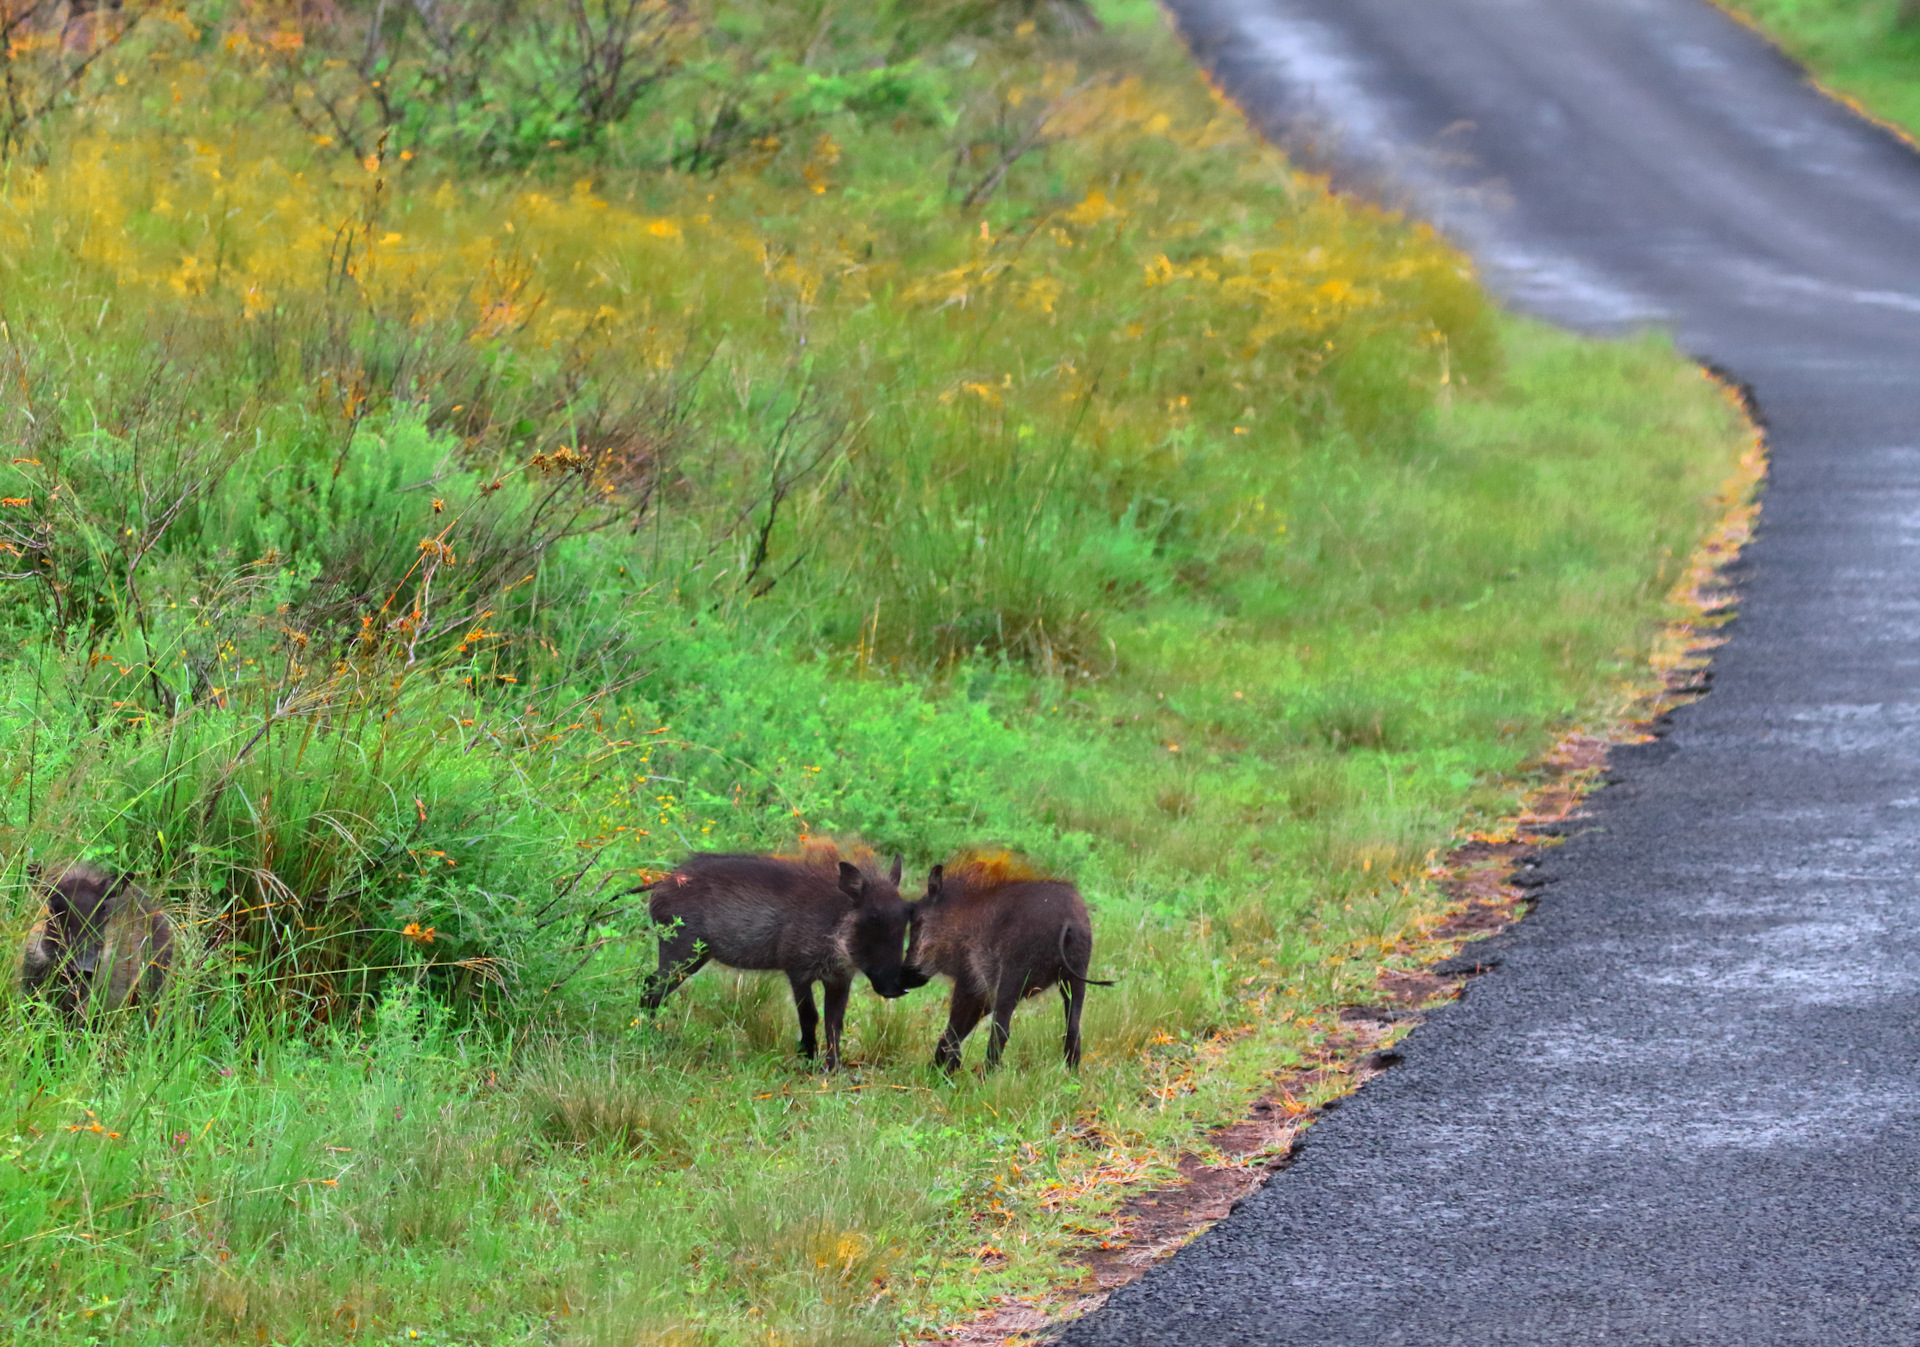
[1061,2,1920,1343]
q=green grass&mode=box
[1722,0,1920,134]
[0,321,1750,1346]
[0,0,1755,1340]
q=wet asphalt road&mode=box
[1059,1,1920,1343]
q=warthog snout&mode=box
[840,858,919,1003]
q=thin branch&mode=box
[961,75,1109,212]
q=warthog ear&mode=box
[837,861,867,904]
[923,864,945,903]
[888,853,903,887]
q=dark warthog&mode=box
[908,852,1111,1071]
[638,844,918,1069]
[20,863,173,1024]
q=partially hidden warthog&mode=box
[21,863,173,1023]
[638,844,918,1069]
[908,852,1110,1071]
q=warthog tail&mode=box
[1058,924,1117,987]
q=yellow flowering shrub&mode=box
[0,0,1490,668]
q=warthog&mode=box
[908,852,1110,1071]
[638,844,918,1069]
[20,863,173,1023]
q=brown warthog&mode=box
[908,851,1111,1071]
[21,863,174,1023]
[637,843,918,1069]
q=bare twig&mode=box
[960,75,1109,211]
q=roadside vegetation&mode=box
[1723,0,1920,134]
[0,0,1753,1340]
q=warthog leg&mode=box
[787,972,821,1060]
[820,977,852,1071]
[638,927,709,1012]
[935,983,988,1072]
[982,969,1028,1069]
[1059,978,1085,1069]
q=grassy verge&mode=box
[0,0,1752,1342]
[1720,0,1920,137]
